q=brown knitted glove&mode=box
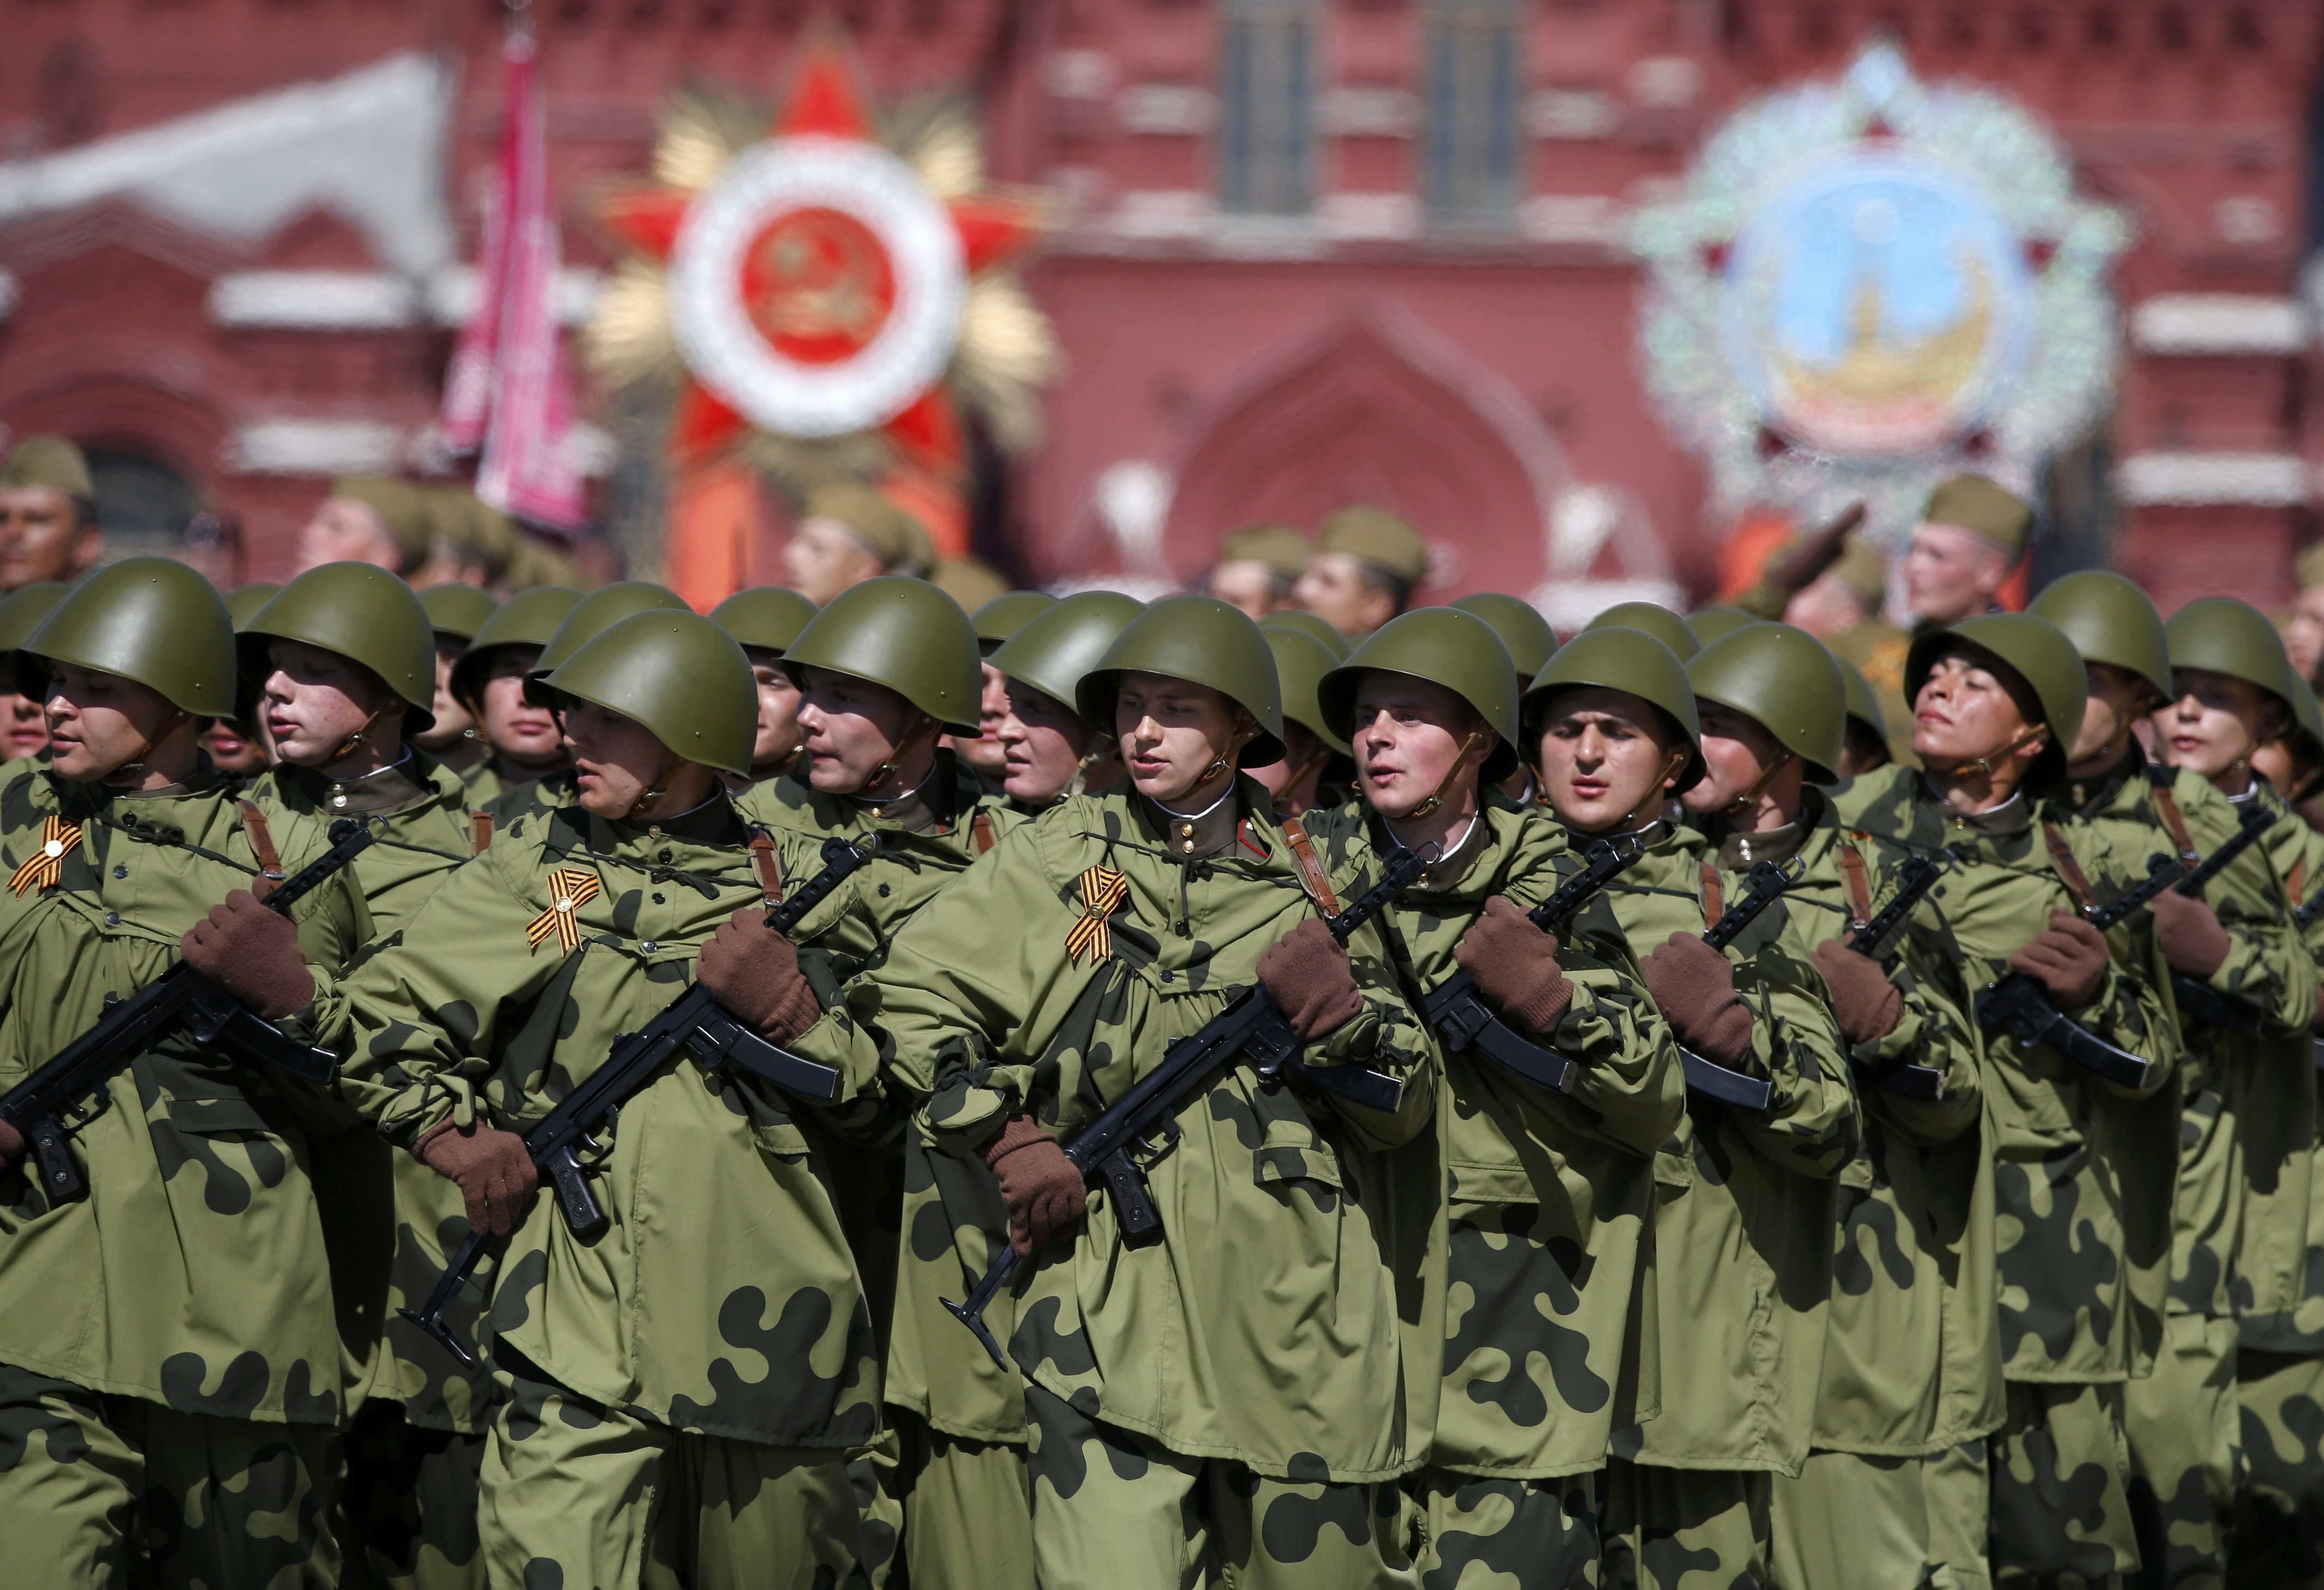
[1642,933,1756,1068]
[1257,920,1364,1040]
[1454,897,1575,1035]
[983,1114,1085,1257]
[1810,940,1904,1046]
[0,1119,21,1170]
[2149,890,2231,981]
[696,908,821,1043]
[414,1119,539,1238]
[2008,910,2111,1010]
[1762,502,1867,593]
[181,890,313,1019]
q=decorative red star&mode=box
[599,36,1043,475]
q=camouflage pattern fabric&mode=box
[1021,1382,1422,1590]
[1923,1437,1994,1590]
[340,1402,483,1589]
[890,1408,1034,1590]
[2232,1346,2324,1588]
[792,777,1439,1483]
[479,1349,875,1590]
[1770,1448,1941,1590]
[0,1357,342,1588]
[1299,799,1679,1482]
[1599,1456,1773,1590]
[0,771,366,1426]
[1592,817,1858,1477]
[1989,1379,2141,1589]
[2120,1312,2237,1590]
[1410,1466,1602,1590]
[1835,764,2180,1386]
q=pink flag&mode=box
[442,24,587,532]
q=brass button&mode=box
[1181,839,1194,853]
[642,940,659,953]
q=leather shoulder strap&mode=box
[237,800,284,880]
[470,811,495,855]
[971,811,998,857]
[2147,782,2202,866]
[1277,815,1342,916]
[2041,819,2099,912]
[1835,838,1875,932]
[2290,856,2307,912]
[1698,858,1723,931]
[748,830,785,906]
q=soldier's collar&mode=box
[608,790,744,849]
[1713,815,1807,870]
[2061,744,2143,814]
[1921,777,2030,834]
[1379,805,1488,891]
[291,748,431,817]
[851,759,947,834]
[1141,779,1246,861]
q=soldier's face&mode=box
[996,677,1094,804]
[263,639,403,771]
[2069,661,2154,769]
[1533,687,1686,834]
[44,664,182,782]
[2157,668,2284,786]
[0,664,46,762]
[1209,560,1279,621]
[783,519,886,607]
[948,661,1012,782]
[1350,674,1487,822]
[296,497,402,575]
[199,716,268,776]
[745,654,805,774]
[0,487,94,590]
[1248,720,1323,808]
[795,666,931,795]
[1902,522,2008,627]
[1291,554,1394,639]
[1682,702,1794,819]
[564,700,712,819]
[476,649,564,768]
[1115,671,1249,805]
[2288,585,2324,688]
[1911,650,2042,771]
[417,637,476,751]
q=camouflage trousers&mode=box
[1771,1449,1940,1590]
[891,1408,1033,1590]
[2232,1346,2324,1589]
[1021,1382,1420,1590]
[1924,1438,1994,1590]
[340,1402,486,1590]
[2121,1315,2238,1590]
[1990,1380,2140,1590]
[480,1353,876,1589]
[1598,1458,1772,1590]
[1409,1465,1601,1590]
[0,1358,340,1587]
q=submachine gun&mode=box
[1677,857,1807,1113]
[1839,849,1954,1101]
[2156,799,2281,1035]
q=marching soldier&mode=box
[1582,600,1700,662]
[415,583,500,789]
[203,581,283,778]
[782,482,936,606]
[0,558,368,1582]
[1841,613,2180,1589]
[984,590,1142,811]
[1448,591,1559,805]
[1251,622,1352,818]
[784,594,1439,1586]
[1834,652,1896,777]
[1207,523,1311,620]
[1525,624,1857,1587]
[958,591,1058,793]
[0,434,103,590]
[1902,474,2031,634]
[709,585,818,786]
[445,584,581,809]
[1293,505,1430,640]
[1262,607,1353,662]
[0,582,66,775]
[1304,608,1677,1587]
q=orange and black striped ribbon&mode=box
[1063,866,1130,964]
[10,816,81,896]
[525,867,603,955]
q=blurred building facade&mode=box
[0,0,2315,608]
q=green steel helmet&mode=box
[1582,600,1700,661]
[971,590,1058,652]
[782,575,983,735]
[2164,596,2299,714]
[1264,626,1351,757]
[418,582,499,644]
[243,562,437,728]
[1522,625,1703,787]
[224,583,282,631]
[0,583,69,653]
[450,584,581,707]
[1448,592,1558,679]
[709,586,818,657]
[2028,570,2171,704]
[987,591,1145,729]
[1321,607,1521,781]
[1259,609,1352,662]
[24,557,236,717]
[1904,613,2087,780]
[1685,621,1846,786]
[1686,606,1759,647]
[1076,594,1288,766]
[545,610,756,779]
[1835,652,1887,746]
[533,581,692,677]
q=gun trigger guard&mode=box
[1130,1115,1182,1165]
[574,1126,614,1170]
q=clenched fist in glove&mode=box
[2149,890,2231,981]
[2008,910,2111,1009]
[1454,897,1575,1035]
[181,890,313,1019]
[1257,920,1364,1040]
[983,1114,1085,1256]
[1810,941,1904,1046]
[414,1118,538,1237]
[696,908,821,1043]
[1642,933,1756,1069]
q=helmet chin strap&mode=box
[105,707,193,788]
[625,746,683,820]
[1720,748,1795,820]
[1611,747,1691,833]
[1954,723,2048,778]
[858,715,940,796]
[1405,728,1488,821]
[323,702,393,767]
